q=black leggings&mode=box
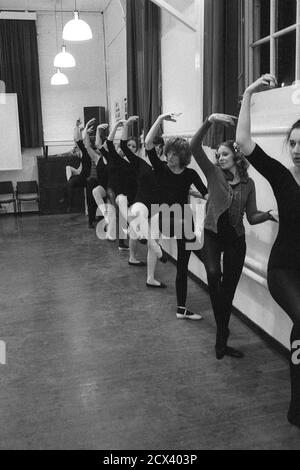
[268,268,300,423]
[65,174,85,208]
[176,238,192,307]
[160,214,195,308]
[197,230,246,350]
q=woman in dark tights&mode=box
[146,113,208,320]
[236,74,300,429]
[190,114,277,360]
[61,119,94,211]
[120,115,168,287]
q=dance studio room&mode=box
[0,0,300,451]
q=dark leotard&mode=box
[120,140,160,211]
[247,144,300,271]
[105,140,137,206]
[146,147,208,208]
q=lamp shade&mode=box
[54,45,76,68]
[51,68,69,85]
[62,11,92,42]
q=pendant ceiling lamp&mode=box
[51,4,69,85]
[54,45,76,67]
[54,1,76,68]
[63,0,92,42]
[51,68,69,85]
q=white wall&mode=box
[103,0,127,130]
[161,0,204,138]
[0,10,107,212]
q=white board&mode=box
[0,93,22,171]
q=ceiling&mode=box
[0,0,112,12]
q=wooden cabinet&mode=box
[37,155,85,215]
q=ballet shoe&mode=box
[215,346,244,360]
[287,408,300,428]
[128,261,146,267]
[146,282,167,289]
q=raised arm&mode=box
[95,123,109,149]
[236,74,276,156]
[84,128,101,166]
[73,118,83,142]
[145,113,179,171]
[120,116,141,170]
[190,114,236,178]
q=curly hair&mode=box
[216,140,249,180]
[164,137,192,169]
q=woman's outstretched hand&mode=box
[159,112,182,122]
[208,114,237,127]
[245,74,277,96]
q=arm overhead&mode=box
[145,112,179,150]
[95,123,109,149]
[190,114,236,177]
[145,113,180,171]
[236,74,277,156]
[84,128,101,166]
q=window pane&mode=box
[253,43,270,80]
[253,0,270,41]
[276,31,296,86]
[276,0,296,31]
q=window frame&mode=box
[243,0,300,86]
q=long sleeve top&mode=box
[247,144,300,270]
[76,140,91,180]
[120,140,161,209]
[190,119,270,237]
[146,147,207,208]
[106,140,137,204]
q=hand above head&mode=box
[245,74,277,96]
[208,114,237,127]
[97,123,109,130]
[86,118,96,127]
[76,118,82,127]
[159,112,182,122]
[125,116,139,125]
[113,119,126,129]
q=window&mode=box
[244,0,300,87]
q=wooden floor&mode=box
[0,214,299,450]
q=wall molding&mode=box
[0,11,37,20]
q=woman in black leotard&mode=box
[190,114,277,360]
[84,124,109,229]
[146,113,208,320]
[62,119,94,211]
[120,115,167,287]
[105,121,145,262]
[236,74,300,428]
